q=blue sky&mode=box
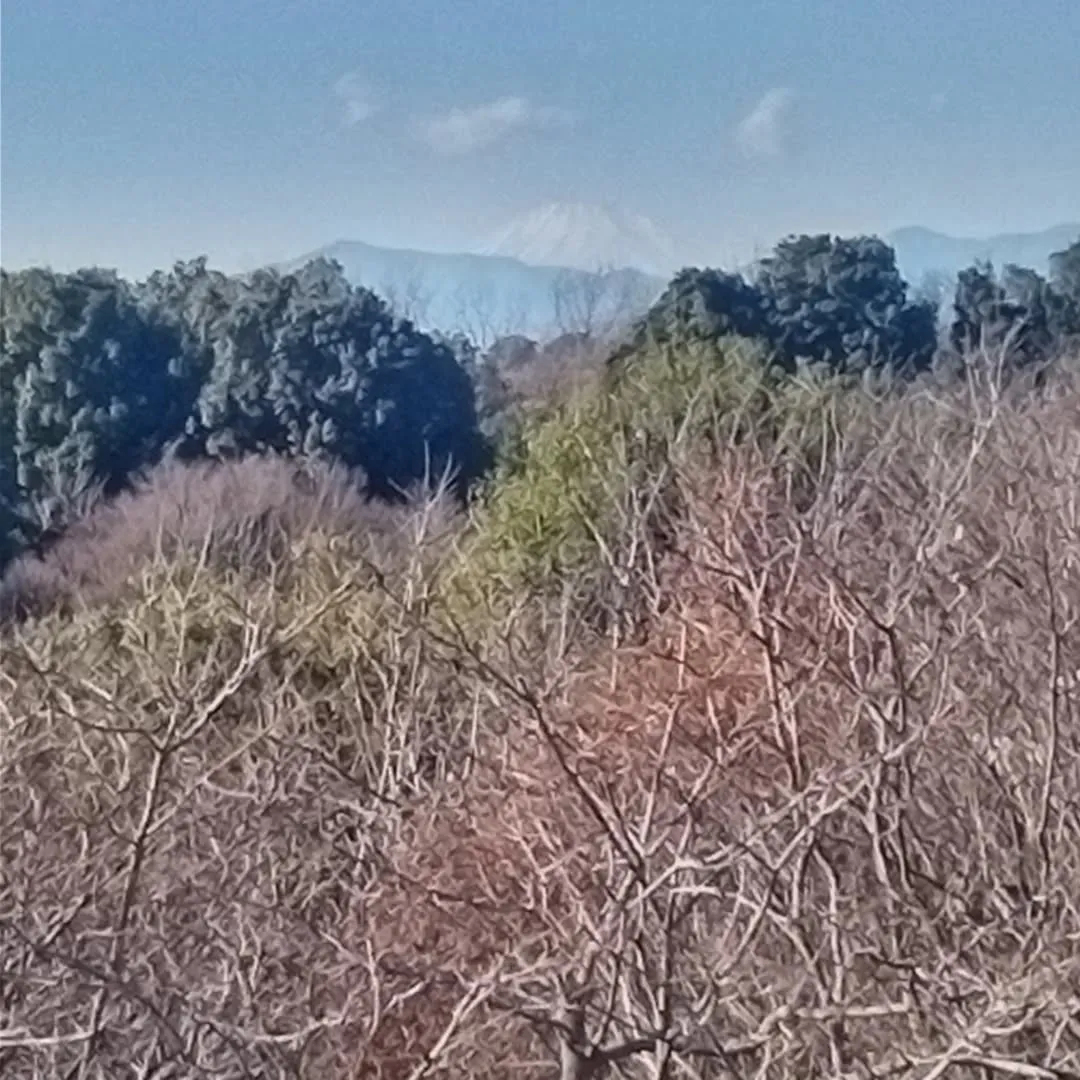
[3,0,1078,278]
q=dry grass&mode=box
[2,352,1080,1078]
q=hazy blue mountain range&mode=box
[276,213,1078,344]
[276,202,673,341]
[886,223,1079,287]
[277,239,666,343]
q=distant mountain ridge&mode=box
[276,218,1078,344]
[886,223,1079,286]
[277,237,665,342]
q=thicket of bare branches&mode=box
[3,353,1080,1079]
[0,454,415,625]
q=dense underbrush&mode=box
[2,346,1080,1078]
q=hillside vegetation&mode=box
[3,231,1078,576]
[2,231,1080,1078]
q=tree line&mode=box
[616,233,1080,374]
[0,257,488,570]
[2,232,1078,574]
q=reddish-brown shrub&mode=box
[4,355,1080,1078]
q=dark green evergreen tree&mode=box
[0,257,490,571]
[755,234,936,373]
[1050,237,1080,304]
[610,267,770,366]
[1,266,195,557]
[156,257,488,496]
[950,260,1077,366]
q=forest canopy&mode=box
[2,233,1078,573]
[1,257,488,568]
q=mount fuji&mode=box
[483,201,680,277]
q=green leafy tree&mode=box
[614,238,934,375]
[1050,237,1080,303]
[438,330,512,443]
[950,262,1011,354]
[0,286,21,568]
[1001,264,1077,357]
[0,266,195,560]
[0,257,489,571]
[612,268,770,364]
[755,234,937,372]
[166,258,488,496]
[950,260,1077,366]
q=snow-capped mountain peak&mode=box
[483,201,678,276]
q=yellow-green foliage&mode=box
[443,336,782,616]
[0,337,862,683]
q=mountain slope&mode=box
[484,201,679,277]
[277,239,665,342]
[887,223,1079,285]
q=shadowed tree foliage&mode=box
[1050,236,1080,305]
[950,259,1079,367]
[1001,263,1079,356]
[612,237,936,376]
[754,233,937,373]
[611,267,770,364]
[950,262,1016,355]
[1,258,489,571]
[445,331,514,443]
[159,257,489,496]
[0,320,21,568]
[0,266,198,560]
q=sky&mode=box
[2,0,1079,278]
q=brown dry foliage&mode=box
[0,454,411,624]
[3,354,1080,1079]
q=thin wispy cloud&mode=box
[418,96,572,155]
[333,71,380,127]
[735,87,797,160]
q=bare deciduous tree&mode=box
[379,267,437,328]
[3,352,1080,1078]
